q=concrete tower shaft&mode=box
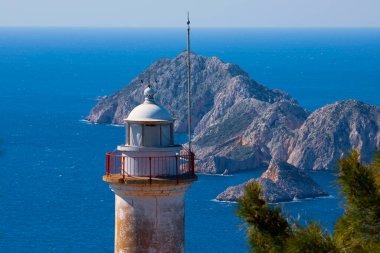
[111,183,191,253]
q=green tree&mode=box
[285,223,337,253]
[237,150,380,253]
[237,183,290,252]
[335,150,380,252]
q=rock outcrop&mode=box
[87,52,380,172]
[87,52,292,133]
[287,100,380,170]
[216,159,328,203]
[194,99,309,173]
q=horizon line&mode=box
[1,25,380,29]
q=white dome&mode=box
[125,102,174,122]
[125,85,174,122]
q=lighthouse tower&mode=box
[103,85,197,253]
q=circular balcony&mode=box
[103,150,197,185]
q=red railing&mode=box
[105,150,195,183]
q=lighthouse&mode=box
[103,84,197,253]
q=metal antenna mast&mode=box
[186,12,192,152]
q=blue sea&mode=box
[0,28,379,252]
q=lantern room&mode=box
[124,85,175,147]
[104,84,195,180]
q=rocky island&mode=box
[216,159,328,203]
[87,52,380,173]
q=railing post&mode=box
[106,152,111,176]
[176,155,179,184]
[149,157,152,184]
[121,156,125,179]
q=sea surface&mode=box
[0,28,379,252]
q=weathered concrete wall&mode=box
[110,184,191,253]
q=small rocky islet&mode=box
[216,159,328,203]
[87,52,380,202]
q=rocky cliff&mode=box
[216,159,328,203]
[194,99,309,173]
[87,52,292,133]
[87,52,380,172]
[287,100,380,170]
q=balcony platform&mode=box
[103,174,197,186]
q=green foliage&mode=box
[335,150,380,252]
[237,183,290,252]
[285,223,337,253]
[371,151,380,192]
[237,150,380,253]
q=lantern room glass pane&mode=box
[144,124,160,147]
[130,124,142,146]
[161,124,171,146]
[125,124,129,145]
